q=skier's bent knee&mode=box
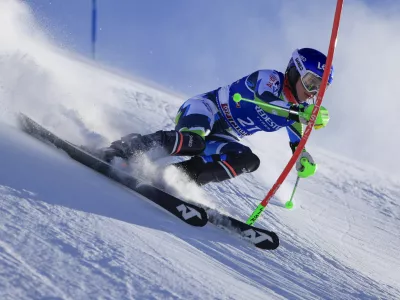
[240,151,260,173]
[174,151,260,185]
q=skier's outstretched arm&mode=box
[286,123,317,178]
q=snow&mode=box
[0,1,399,299]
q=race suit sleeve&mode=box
[253,70,300,122]
[287,122,306,154]
[254,70,283,102]
[252,70,307,153]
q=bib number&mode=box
[237,117,260,132]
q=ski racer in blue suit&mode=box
[105,48,333,185]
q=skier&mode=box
[102,48,333,185]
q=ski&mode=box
[18,113,280,249]
[207,210,279,250]
[18,113,208,227]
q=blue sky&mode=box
[25,0,398,96]
[24,0,330,95]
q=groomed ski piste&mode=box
[1,1,400,299]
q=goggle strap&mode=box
[292,49,307,78]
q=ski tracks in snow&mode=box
[0,187,72,300]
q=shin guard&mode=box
[110,130,205,159]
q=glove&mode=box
[296,151,317,178]
[298,104,330,130]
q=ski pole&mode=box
[245,0,344,226]
[232,93,300,118]
[285,176,300,209]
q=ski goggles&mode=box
[292,50,329,94]
[300,71,323,94]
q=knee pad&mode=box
[173,151,260,186]
[244,152,261,172]
[224,151,260,174]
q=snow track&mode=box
[0,1,399,299]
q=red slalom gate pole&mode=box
[247,0,344,226]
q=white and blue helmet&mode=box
[285,48,334,101]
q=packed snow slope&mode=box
[1,1,400,299]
